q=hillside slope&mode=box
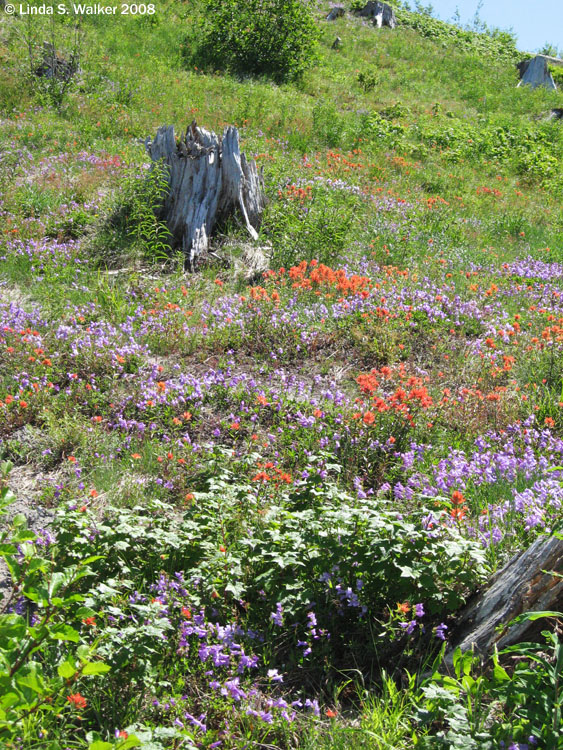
[1,2,563,749]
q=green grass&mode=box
[1,1,563,748]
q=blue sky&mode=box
[420,0,563,54]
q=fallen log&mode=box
[145,121,265,269]
[447,534,563,661]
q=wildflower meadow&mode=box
[1,1,563,748]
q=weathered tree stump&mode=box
[35,42,79,82]
[516,58,531,79]
[326,6,345,20]
[145,122,265,269]
[448,535,563,661]
[354,1,396,29]
[517,55,557,90]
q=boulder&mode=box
[517,55,557,90]
[354,1,396,29]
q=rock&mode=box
[332,36,343,50]
[447,535,563,661]
[326,6,345,20]
[354,1,396,29]
[145,121,265,270]
[548,108,563,120]
[517,55,557,90]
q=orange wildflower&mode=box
[67,693,87,710]
[451,490,466,506]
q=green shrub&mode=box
[395,7,519,63]
[549,66,563,87]
[184,0,320,84]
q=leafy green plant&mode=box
[0,462,134,748]
[414,645,498,748]
[16,13,84,111]
[93,163,173,263]
[414,610,563,749]
[126,164,173,261]
[266,184,358,266]
[395,6,519,62]
[361,111,407,148]
[184,0,320,83]
[499,611,563,750]
[357,71,379,93]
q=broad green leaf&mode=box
[3,556,21,582]
[49,624,80,643]
[76,607,97,619]
[11,531,36,544]
[509,610,563,624]
[493,663,510,682]
[117,736,142,749]
[80,555,104,565]
[82,662,111,675]
[76,645,90,661]
[16,664,44,694]
[0,692,20,709]
[0,615,26,640]
[48,571,68,598]
[398,565,420,579]
[57,661,76,679]
[88,742,113,750]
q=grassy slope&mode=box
[1,2,563,748]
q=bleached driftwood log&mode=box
[145,121,265,269]
[447,535,563,661]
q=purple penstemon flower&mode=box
[435,623,448,641]
[270,602,283,626]
[399,620,417,635]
